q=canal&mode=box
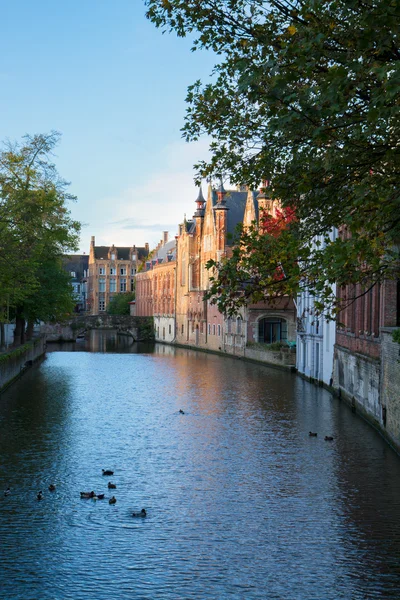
[1,331,400,599]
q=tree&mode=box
[107,292,135,315]
[0,132,81,344]
[146,0,400,312]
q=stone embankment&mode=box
[0,336,46,392]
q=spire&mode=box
[216,175,226,205]
[194,186,205,217]
[258,179,272,199]
[214,175,228,211]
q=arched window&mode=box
[258,317,287,344]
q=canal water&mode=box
[1,331,400,599]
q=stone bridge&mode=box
[40,315,154,343]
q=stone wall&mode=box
[243,345,296,368]
[333,344,382,427]
[41,315,154,342]
[0,337,46,392]
[381,329,400,451]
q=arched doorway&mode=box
[258,317,287,344]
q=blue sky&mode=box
[0,1,215,251]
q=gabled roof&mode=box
[62,254,89,278]
[94,246,148,260]
[225,190,249,243]
[155,239,176,261]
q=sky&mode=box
[0,0,216,252]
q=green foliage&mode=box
[136,316,155,340]
[0,343,31,365]
[0,132,80,338]
[146,0,400,310]
[106,292,136,315]
[393,329,400,344]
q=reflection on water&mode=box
[1,330,400,599]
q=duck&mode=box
[309,431,318,437]
[48,484,56,492]
[4,487,10,497]
[132,508,147,517]
[108,482,116,489]
[179,409,185,414]
[324,436,334,441]
[109,496,117,504]
[102,469,114,476]
[80,491,95,499]
[37,491,43,501]
[95,493,105,500]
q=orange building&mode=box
[135,233,176,343]
[88,236,149,315]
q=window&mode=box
[77,284,80,294]
[169,324,172,334]
[110,278,116,293]
[208,323,211,334]
[258,318,287,343]
[120,267,126,275]
[70,271,76,278]
[120,278,127,292]
[218,324,221,336]
[99,267,105,275]
[132,254,137,261]
[110,267,116,275]
[227,318,232,333]
[237,317,242,334]
[99,300,105,311]
[213,324,216,335]
[130,279,135,292]
[111,253,116,260]
[131,268,136,276]
[99,278,106,292]
[181,324,184,334]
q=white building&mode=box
[296,229,337,386]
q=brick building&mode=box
[88,236,148,315]
[333,278,400,450]
[173,184,296,353]
[135,232,176,343]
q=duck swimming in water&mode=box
[309,432,318,437]
[102,469,114,476]
[37,491,43,501]
[132,509,146,517]
[80,491,95,499]
[108,482,116,489]
[4,487,10,497]
[93,494,105,500]
[179,409,185,414]
[48,484,56,492]
[324,436,334,441]
[109,496,117,504]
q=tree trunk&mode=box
[13,313,26,346]
[0,322,5,350]
[26,320,34,341]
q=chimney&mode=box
[91,236,95,246]
[163,231,169,245]
[145,242,149,254]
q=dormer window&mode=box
[111,253,116,260]
[131,254,137,261]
